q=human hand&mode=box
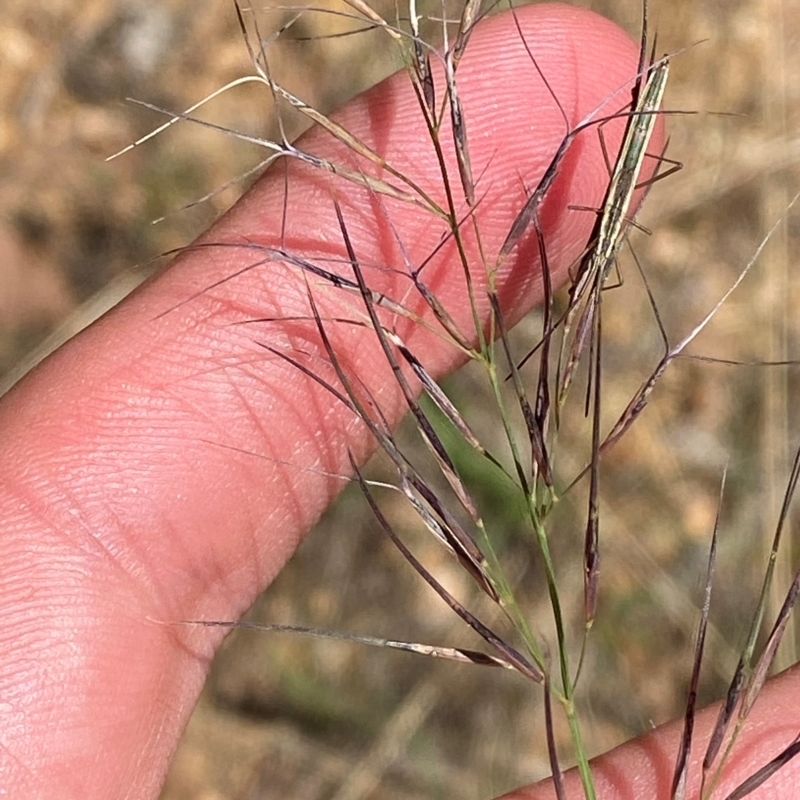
[1,4,798,798]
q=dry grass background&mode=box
[2,0,800,798]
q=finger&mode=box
[0,5,654,799]
[502,663,800,799]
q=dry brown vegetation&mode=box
[2,0,800,798]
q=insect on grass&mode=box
[557,56,670,405]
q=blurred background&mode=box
[2,0,799,797]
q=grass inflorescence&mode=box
[16,0,798,796]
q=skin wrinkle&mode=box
[5,468,142,598]
[99,306,332,580]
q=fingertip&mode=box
[219,3,654,333]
